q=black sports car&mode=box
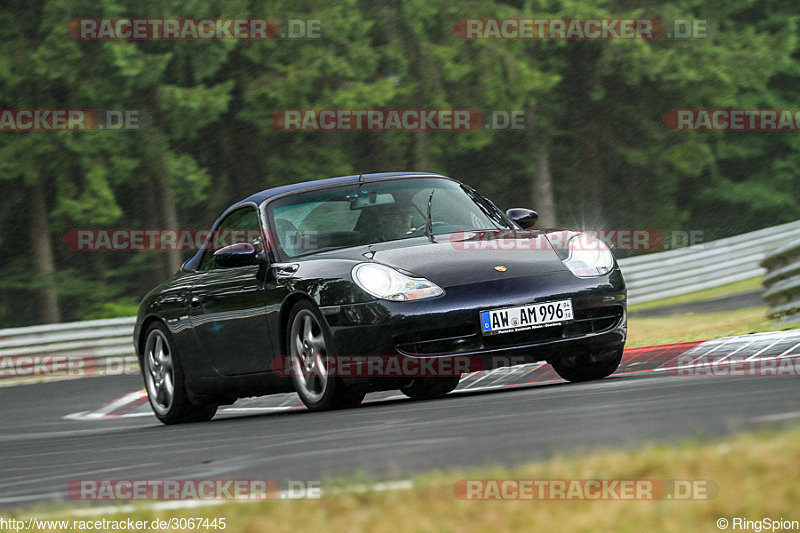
[134,172,627,424]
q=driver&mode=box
[367,204,418,242]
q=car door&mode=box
[189,206,274,375]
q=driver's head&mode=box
[367,204,416,241]
[386,204,416,232]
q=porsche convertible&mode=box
[134,172,627,424]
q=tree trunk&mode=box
[155,176,182,274]
[411,130,432,170]
[142,174,168,281]
[28,180,61,323]
[142,130,183,275]
[532,146,557,227]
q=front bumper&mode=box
[321,268,627,371]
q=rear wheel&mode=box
[401,376,461,400]
[142,323,217,424]
[287,301,366,411]
[550,348,622,383]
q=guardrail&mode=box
[0,316,137,379]
[618,220,800,303]
[760,239,800,324]
[2,219,800,380]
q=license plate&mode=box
[480,299,573,335]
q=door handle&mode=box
[189,296,202,308]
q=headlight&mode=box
[563,234,615,277]
[352,263,444,301]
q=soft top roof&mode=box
[237,171,446,206]
[182,171,448,270]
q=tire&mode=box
[550,348,623,383]
[141,322,218,425]
[400,376,461,400]
[286,301,366,411]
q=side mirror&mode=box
[506,208,539,230]
[213,242,265,268]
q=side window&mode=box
[198,207,263,271]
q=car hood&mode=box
[314,231,569,288]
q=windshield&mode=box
[268,178,511,258]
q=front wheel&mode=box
[142,323,217,424]
[286,301,366,411]
[550,348,623,383]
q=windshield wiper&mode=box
[424,189,435,242]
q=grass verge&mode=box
[626,305,793,347]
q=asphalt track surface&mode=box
[629,289,765,317]
[1,330,799,509]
